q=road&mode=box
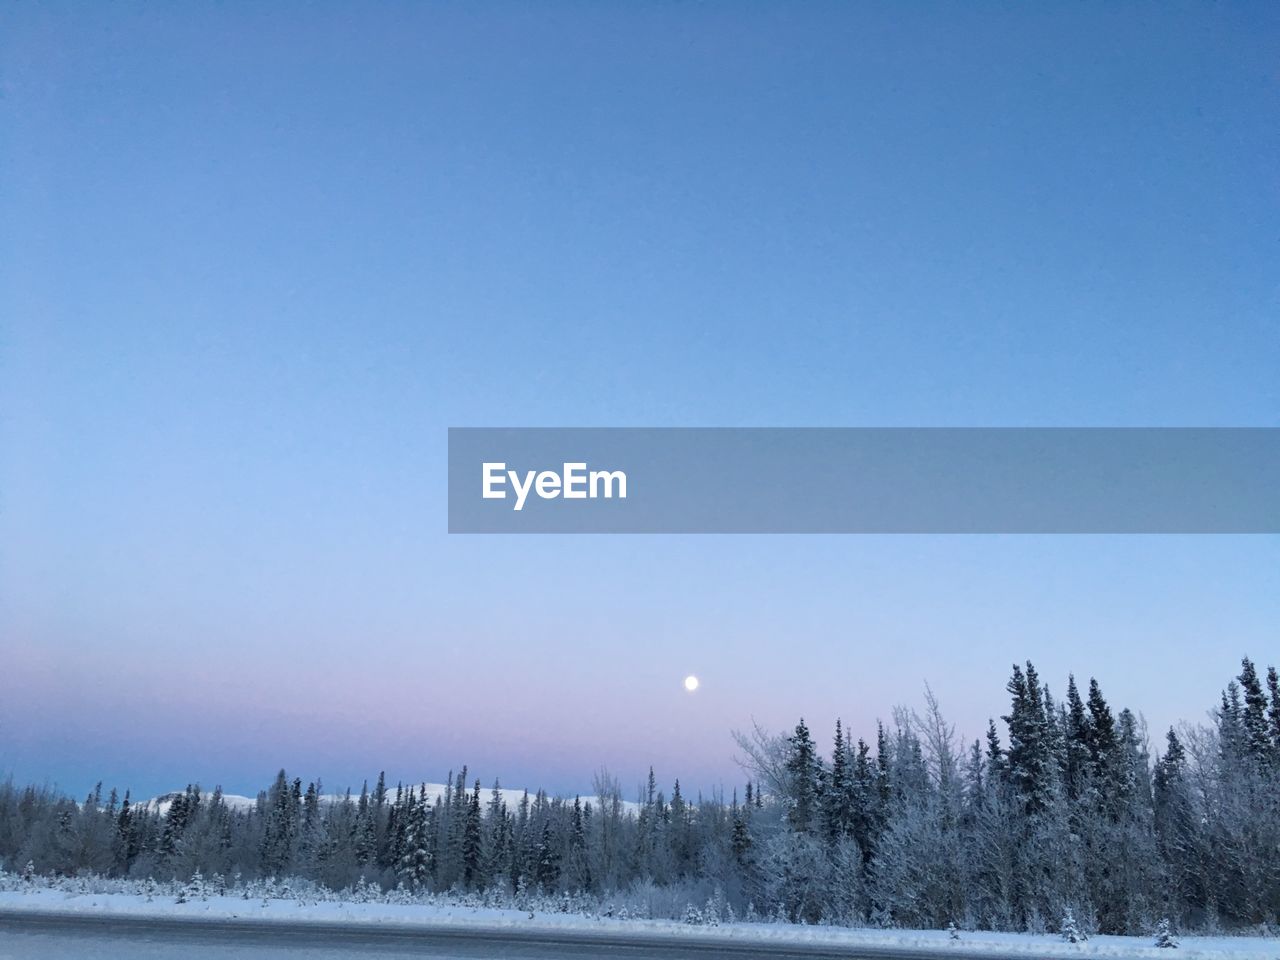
[0,911,988,960]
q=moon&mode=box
[684,675,700,692]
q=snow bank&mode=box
[1,886,1276,959]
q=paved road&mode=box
[0,912,981,960]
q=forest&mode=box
[2,657,1278,936]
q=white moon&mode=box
[684,675,699,692]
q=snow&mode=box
[140,792,260,816]
[1,887,1276,959]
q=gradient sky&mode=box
[2,3,1278,803]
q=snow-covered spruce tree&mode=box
[848,736,882,865]
[783,719,822,836]
[1059,907,1086,943]
[824,719,854,843]
[352,781,375,869]
[1003,663,1055,817]
[403,791,435,891]
[482,781,511,891]
[1238,658,1272,769]
[668,779,693,877]
[562,796,591,893]
[259,771,299,878]
[297,780,328,876]
[1062,676,1091,803]
[730,801,753,869]
[1267,666,1280,749]
[176,870,206,903]
[462,780,484,889]
[1154,727,1201,922]
[533,820,559,893]
[1154,917,1178,948]
[1074,679,1144,934]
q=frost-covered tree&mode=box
[396,791,431,890]
[783,719,822,835]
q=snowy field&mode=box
[2,887,1278,960]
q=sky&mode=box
[2,2,1278,803]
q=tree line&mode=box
[1,657,1277,935]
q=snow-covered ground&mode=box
[1,887,1276,959]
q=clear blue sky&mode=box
[2,2,1277,802]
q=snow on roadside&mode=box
[1,887,1277,959]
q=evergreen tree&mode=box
[1266,667,1280,749]
[1063,675,1091,801]
[850,737,880,862]
[984,719,1005,785]
[534,820,559,892]
[1238,657,1273,769]
[260,771,298,877]
[397,791,431,890]
[784,719,821,834]
[824,719,854,843]
[1086,679,1119,793]
[462,780,483,888]
[1002,662,1054,813]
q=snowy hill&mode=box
[138,792,259,816]
[140,793,259,814]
